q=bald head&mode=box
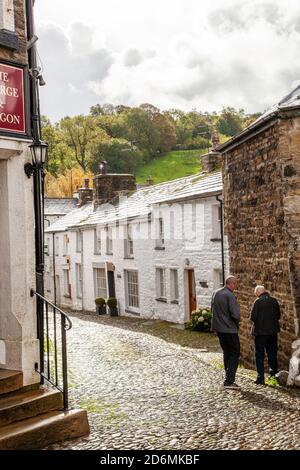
[255,285,265,297]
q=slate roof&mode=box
[44,197,78,216]
[218,84,300,152]
[45,203,93,233]
[45,171,222,233]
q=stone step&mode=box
[0,409,90,450]
[0,369,23,396]
[0,387,63,427]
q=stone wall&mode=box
[93,173,137,208]
[223,116,300,368]
[0,0,27,64]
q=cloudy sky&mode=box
[35,0,300,122]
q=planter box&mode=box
[96,305,106,315]
[109,307,118,317]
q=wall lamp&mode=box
[24,139,49,178]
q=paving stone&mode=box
[45,312,300,450]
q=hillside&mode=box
[135,149,205,185]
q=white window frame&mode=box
[93,267,107,299]
[125,270,140,311]
[170,269,179,302]
[76,231,83,252]
[156,217,165,248]
[106,226,113,254]
[63,234,69,255]
[94,228,101,254]
[212,204,222,239]
[0,1,15,31]
[63,269,71,298]
[125,224,134,258]
[213,269,223,290]
[76,263,83,298]
[156,268,167,300]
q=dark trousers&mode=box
[254,334,278,382]
[217,333,240,384]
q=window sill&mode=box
[125,308,140,316]
[64,294,71,299]
[156,298,167,303]
[155,246,165,251]
[124,256,134,260]
[106,252,113,256]
[94,252,101,255]
[210,238,221,242]
[170,300,179,304]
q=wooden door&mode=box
[188,269,197,315]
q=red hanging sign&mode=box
[0,62,26,135]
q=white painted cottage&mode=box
[45,163,229,324]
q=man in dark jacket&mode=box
[250,285,281,385]
[211,275,241,389]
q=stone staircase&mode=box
[0,369,89,450]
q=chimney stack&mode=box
[78,179,93,207]
[93,162,137,209]
[200,150,222,173]
[146,175,154,186]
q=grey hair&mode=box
[225,275,237,286]
[254,285,265,296]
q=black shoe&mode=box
[223,382,240,390]
[254,379,265,385]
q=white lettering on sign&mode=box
[0,112,20,125]
[0,84,19,97]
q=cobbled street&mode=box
[46,312,300,450]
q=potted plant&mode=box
[95,297,106,315]
[107,297,118,317]
[185,307,212,332]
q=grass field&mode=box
[136,149,205,185]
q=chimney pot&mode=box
[146,175,154,186]
[84,178,89,189]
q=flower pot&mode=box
[96,304,106,315]
[109,307,119,317]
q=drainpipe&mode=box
[81,230,84,312]
[216,194,225,285]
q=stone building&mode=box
[219,85,300,368]
[45,163,228,324]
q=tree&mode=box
[216,107,244,137]
[60,115,107,171]
[42,120,74,176]
[89,138,144,174]
[124,107,160,159]
[153,114,177,153]
[45,167,94,197]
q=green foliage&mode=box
[136,149,203,184]
[185,307,212,332]
[95,297,106,305]
[107,297,118,308]
[216,107,244,137]
[90,138,144,174]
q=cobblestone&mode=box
[46,312,300,450]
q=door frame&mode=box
[185,268,197,320]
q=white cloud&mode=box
[35,0,300,121]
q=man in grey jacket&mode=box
[211,275,241,389]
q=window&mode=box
[63,234,69,255]
[94,268,107,299]
[156,268,166,300]
[213,269,223,290]
[125,270,139,309]
[125,224,134,258]
[94,229,101,254]
[63,269,71,297]
[55,236,59,256]
[170,269,179,302]
[212,205,222,239]
[76,231,83,252]
[76,263,83,298]
[156,217,165,248]
[106,226,113,254]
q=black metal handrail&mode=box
[30,289,72,410]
